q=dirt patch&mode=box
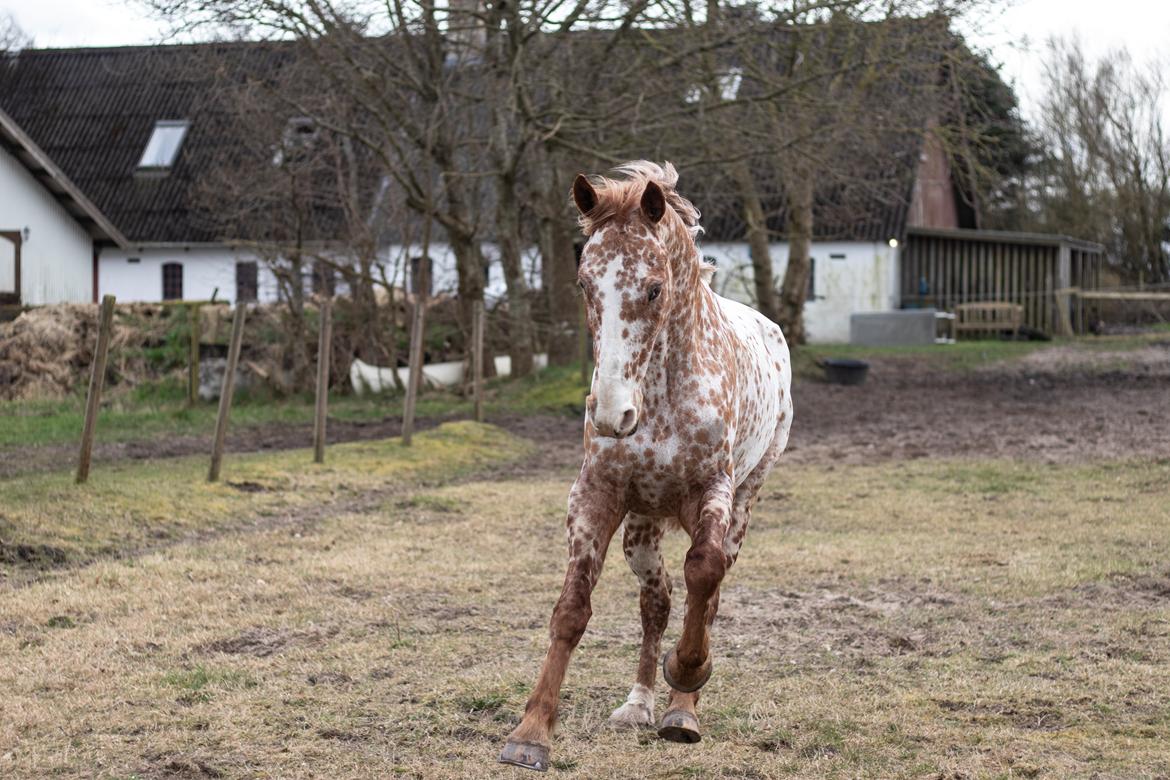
[997,342,1170,376]
[0,540,71,568]
[717,581,961,667]
[195,625,336,657]
[786,354,1170,465]
[933,698,1067,732]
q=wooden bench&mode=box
[952,302,1023,339]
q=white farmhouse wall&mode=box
[95,236,895,343]
[0,144,95,304]
[99,246,282,304]
[380,242,540,301]
[99,241,542,305]
[699,240,900,343]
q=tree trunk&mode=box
[776,173,814,346]
[435,161,497,378]
[495,170,535,378]
[286,248,311,391]
[731,161,779,322]
[538,154,579,366]
[449,231,485,335]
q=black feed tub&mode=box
[821,358,869,386]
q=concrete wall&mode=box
[699,240,900,343]
[0,144,95,304]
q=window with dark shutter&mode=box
[806,258,816,301]
[236,261,258,302]
[162,262,183,300]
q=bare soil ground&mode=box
[789,348,1170,465]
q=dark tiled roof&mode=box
[0,42,297,244]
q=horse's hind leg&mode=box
[608,513,670,728]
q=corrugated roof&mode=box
[0,42,298,244]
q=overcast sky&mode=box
[3,0,1170,122]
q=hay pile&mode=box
[0,303,214,401]
[0,305,105,401]
[0,303,324,402]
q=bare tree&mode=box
[657,5,963,343]
[1031,38,1170,284]
[189,47,408,391]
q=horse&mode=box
[499,161,793,771]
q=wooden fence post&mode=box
[188,303,201,406]
[76,294,116,484]
[208,303,247,482]
[313,298,333,464]
[472,299,485,423]
[402,296,425,446]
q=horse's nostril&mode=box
[618,408,637,436]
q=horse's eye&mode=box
[647,283,662,302]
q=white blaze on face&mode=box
[584,227,648,438]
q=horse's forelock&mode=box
[578,161,702,245]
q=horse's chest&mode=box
[587,411,731,515]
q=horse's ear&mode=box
[572,174,598,215]
[641,181,666,224]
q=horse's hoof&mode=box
[498,739,550,772]
[608,700,655,728]
[662,648,712,693]
[658,709,702,743]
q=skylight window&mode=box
[138,120,190,170]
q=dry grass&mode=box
[0,421,531,574]
[1,442,1169,778]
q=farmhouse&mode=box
[0,45,288,308]
[0,39,1097,340]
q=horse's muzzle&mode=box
[587,392,640,439]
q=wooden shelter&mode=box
[900,227,1106,336]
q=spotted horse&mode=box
[499,161,793,771]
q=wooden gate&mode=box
[900,227,1105,335]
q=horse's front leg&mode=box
[663,472,734,694]
[499,477,624,772]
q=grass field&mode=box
[0,364,592,450]
[2,422,1168,778]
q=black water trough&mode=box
[821,358,869,386]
